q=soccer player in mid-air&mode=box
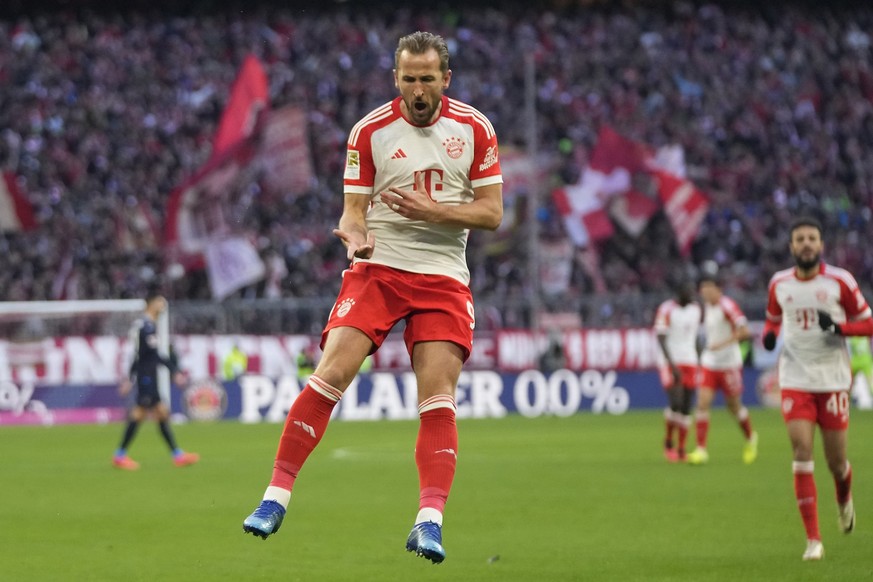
[241,31,503,564]
[686,274,758,465]
[762,216,872,561]
[113,292,199,470]
[654,282,701,463]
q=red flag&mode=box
[0,173,36,232]
[259,106,313,195]
[551,185,613,245]
[211,55,269,159]
[165,140,257,269]
[653,170,709,256]
[553,126,651,246]
[166,55,268,270]
[588,126,650,174]
[610,189,660,237]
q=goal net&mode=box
[0,300,170,425]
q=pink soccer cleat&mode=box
[173,451,200,467]
[113,455,140,471]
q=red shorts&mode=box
[699,367,743,397]
[659,364,698,390]
[321,263,474,360]
[781,389,850,430]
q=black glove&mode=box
[762,331,777,351]
[817,310,842,334]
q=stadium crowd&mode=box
[2,1,873,326]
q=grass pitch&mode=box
[2,409,872,581]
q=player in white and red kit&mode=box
[762,216,873,561]
[654,283,701,463]
[686,275,758,465]
[242,32,503,565]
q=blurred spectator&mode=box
[2,2,873,328]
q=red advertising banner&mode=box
[0,329,664,389]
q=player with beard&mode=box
[241,31,503,564]
[763,216,873,561]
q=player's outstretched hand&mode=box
[817,310,842,334]
[173,371,190,387]
[762,331,777,351]
[333,229,375,260]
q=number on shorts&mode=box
[825,392,850,417]
[466,300,476,330]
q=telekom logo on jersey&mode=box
[414,169,444,198]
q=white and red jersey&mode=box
[654,299,701,366]
[767,263,872,392]
[701,296,747,370]
[343,95,503,285]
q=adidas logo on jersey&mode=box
[391,148,407,159]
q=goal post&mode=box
[0,299,172,405]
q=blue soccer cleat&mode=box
[405,521,445,564]
[242,500,286,540]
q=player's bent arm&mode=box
[762,320,781,351]
[338,193,370,235]
[711,324,752,351]
[656,334,677,370]
[334,193,375,259]
[734,324,752,342]
[840,317,873,336]
[427,183,503,231]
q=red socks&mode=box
[269,376,341,491]
[793,461,820,541]
[676,415,690,455]
[664,408,675,449]
[416,396,458,513]
[835,462,853,505]
[737,407,753,440]
[695,408,753,449]
[267,380,460,518]
[695,412,710,449]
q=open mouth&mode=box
[413,101,427,112]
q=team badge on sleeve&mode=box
[479,145,498,171]
[344,150,361,180]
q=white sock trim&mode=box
[419,394,456,414]
[309,374,342,402]
[695,411,710,422]
[263,485,291,508]
[842,461,852,480]
[415,507,443,526]
[737,407,749,421]
[793,460,815,474]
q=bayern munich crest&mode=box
[335,297,355,318]
[182,379,228,421]
[443,136,466,159]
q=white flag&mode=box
[205,237,266,300]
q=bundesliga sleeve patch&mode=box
[344,150,361,180]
